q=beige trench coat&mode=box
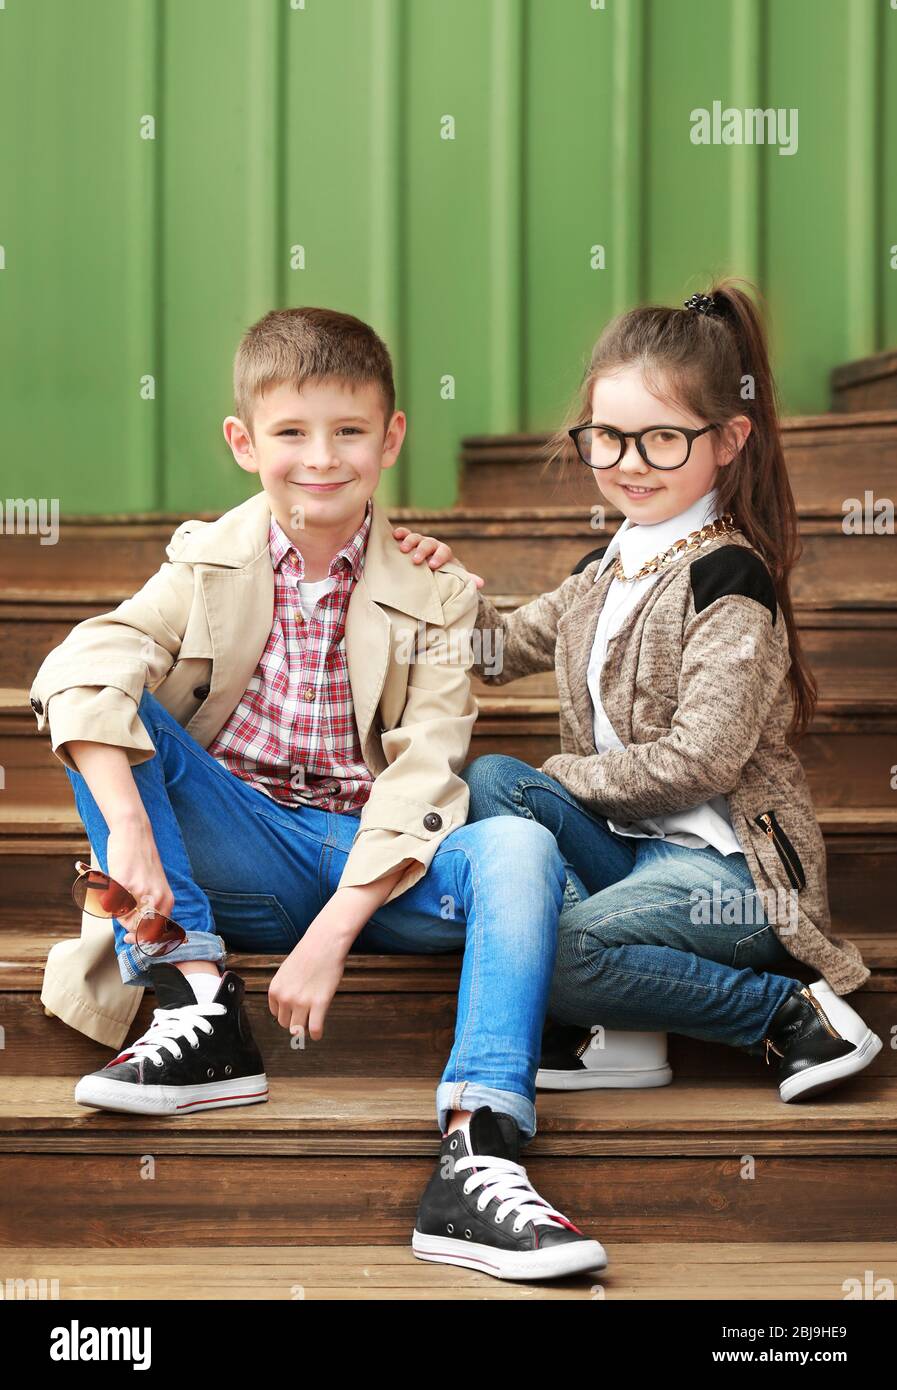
[29,490,478,1047]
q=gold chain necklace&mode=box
[610,513,739,582]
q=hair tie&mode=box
[683,292,725,319]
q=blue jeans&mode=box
[63,690,567,1138]
[462,755,800,1054]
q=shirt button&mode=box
[303,687,316,702]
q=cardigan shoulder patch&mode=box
[570,545,608,576]
[690,545,777,624]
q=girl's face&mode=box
[587,365,749,526]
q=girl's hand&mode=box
[105,823,175,944]
[392,526,485,589]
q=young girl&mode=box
[394,279,880,1103]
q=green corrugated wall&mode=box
[1,0,895,514]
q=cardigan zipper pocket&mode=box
[754,810,806,890]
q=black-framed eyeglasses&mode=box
[568,422,720,471]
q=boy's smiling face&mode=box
[224,377,405,540]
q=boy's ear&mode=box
[380,410,407,470]
[223,416,259,474]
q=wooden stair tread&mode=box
[6,1241,895,1299]
[4,803,897,837]
[463,410,897,447]
[1,927,895,978]
[2,1075,895,1148]
[6,686,895,722]
[0,929,463,991]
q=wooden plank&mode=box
[1,1146,895,1245]
[1,1076,894,1147]
[1,1242,894,1298]
[832,350,897,413]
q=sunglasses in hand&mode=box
[71,860,187,961]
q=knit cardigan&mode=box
[472,531,869,995]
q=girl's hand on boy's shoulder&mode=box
[392,526,484,588]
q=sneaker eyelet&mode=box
[446,1224,454,1234]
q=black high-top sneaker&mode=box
[74,964,268,1115]
[412,1106,607,1281]
[536,1019,673,1090]
[763,979,882,1103]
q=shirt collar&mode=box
[595,489,720,581]
[269,498,372,583]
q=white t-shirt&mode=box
[586,489,744,856]
[293,574,337,622]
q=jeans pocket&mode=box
[732,924,792,972]
[201,887,301,954]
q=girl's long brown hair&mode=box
[545,276,816,738]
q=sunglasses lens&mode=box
[134,913,187,958]
[73,870,136,919]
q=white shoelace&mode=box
[454,1154,576,1235]
[111,1002,228,1069]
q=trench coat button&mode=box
[30,697,44,716]
[193,683,211,700]
[423,812,442,832]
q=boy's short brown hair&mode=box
[233,306,396,438]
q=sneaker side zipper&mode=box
[754,810,806,890]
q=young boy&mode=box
[29,307,607,1282]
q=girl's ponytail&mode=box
[703,280,817,737]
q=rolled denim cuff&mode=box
[117,930,227,986]
[435,1081,536,1142]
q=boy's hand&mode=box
[392,526,484,588]
[267,867,413,1040]
[268,905,351,1041]
[107,822,176,945]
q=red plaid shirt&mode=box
[206,501,375,813]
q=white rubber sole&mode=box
[536,1062,673,1091]
[74,1072,269,1115]
[779,1032,882,1103]
[412,1229,608,1281]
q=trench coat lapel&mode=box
[167,486,447,759]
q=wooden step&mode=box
[2,687,895,816]
[459,410,897,511]
[1,926,894,1080]
[8,601,897,698]
[2,509,895,614]
[1,1075,894,1246]
[832,352,897,413]
[1,805,895,937]
[3,1241,893,1299]
[470,702,897,809]
[471,607,897,714]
